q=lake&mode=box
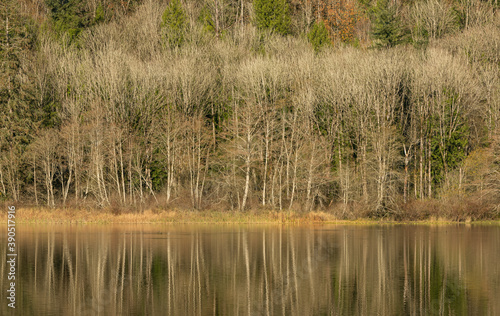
[1,224,499,315]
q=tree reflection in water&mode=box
[1,224,499,315]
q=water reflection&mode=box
[1,224,499,315]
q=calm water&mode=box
[1,224,500,315]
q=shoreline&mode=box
[1,207,498,225]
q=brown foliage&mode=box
[301,0,368,43]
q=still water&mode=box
[1,224,499,315]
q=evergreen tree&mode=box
[371,0,406,48]
[45,0,116,43]
[254,0,291,35]
[46,0,89,41]
[0,0,37,143]
[161,0,188,48]
[307,20,331,52]
[430,90,470,188]
[198,5,215,34]
[0,0,39,200]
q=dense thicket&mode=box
[1,0,499,218]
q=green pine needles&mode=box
[371,0,406,48]
[45,0,88,41]
[161,0,188,48]
[254,0,291,35]
[308,20,331,52]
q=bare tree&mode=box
[31,130,58,207]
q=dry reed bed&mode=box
[0,205,498,224]
[0,207,338,224]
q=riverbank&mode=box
[1,206,498,224]
[0,207,349,224]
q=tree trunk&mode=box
[262,121,270,206]
[241,129,251,212]
[427,138,432,198]
[119,139,126,204]
[419,131,424,199]
[306,141,316,211]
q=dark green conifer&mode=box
[371,0,406,48]
[0,0,38,141]
[45,0,88,41]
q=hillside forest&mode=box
[1,0,499,219]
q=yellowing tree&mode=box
[300,0,367,44]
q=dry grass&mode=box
[396,197,499,222]
[2,203,496,224]
[0,207,344,224]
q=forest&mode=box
[1,0,499,219]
